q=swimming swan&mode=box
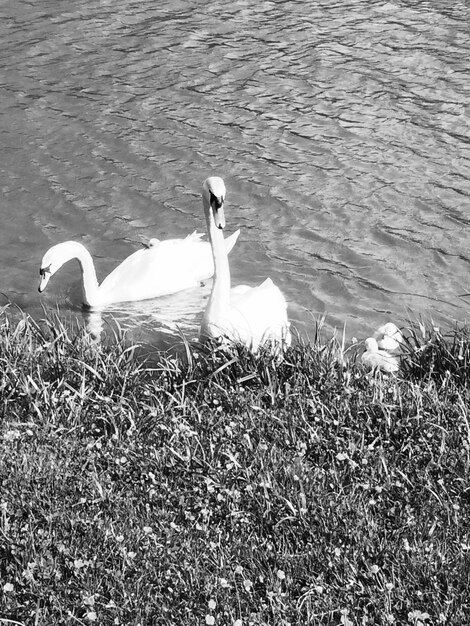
[361,337,399,373]
[199,176,291,353]
[38,231,240,308]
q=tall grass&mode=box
[0,308,469,625]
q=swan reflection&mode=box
[83,283,211,348]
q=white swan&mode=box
[38,230,240,308]
[373,322,403,351]
[199,176,291,353]
[361,337,399,373]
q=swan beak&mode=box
[38,267,51,292]
[38,276,49,292]
[211,195,225,229]
[214,205,225,229]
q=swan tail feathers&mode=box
[258,278,288,310]
[225,229,240,254]
[186,231,205,242]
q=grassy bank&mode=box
[0,309,469,625]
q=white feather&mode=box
[199,176,291,353]
[361,337,399,373]
[39,230,240,308]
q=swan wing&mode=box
[98,230,240,304]
[227,278,291,351]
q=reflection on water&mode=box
[83,283,211,348]
[0,0,470,346]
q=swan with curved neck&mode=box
[200,176,291,353]
[39,230,240,309]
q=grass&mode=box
[0,307,469,625]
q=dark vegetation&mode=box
[1,308,469,625]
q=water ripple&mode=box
[0,0,469,342]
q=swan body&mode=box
[373,322,403,351]
[199,176,291,353]
[361,337,399,373]
[39,230,240,308]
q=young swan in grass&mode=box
[373,322,403,351]
[361,337,399,373]
[199,176,291,353]
[38,231,240,309]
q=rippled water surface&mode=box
[1,0,470,345]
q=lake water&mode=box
[1,0,470,347]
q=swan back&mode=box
[227,278,291,351]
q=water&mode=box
[1,0,470,347]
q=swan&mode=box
[361,337,399,373]
[199,176,291,353]
[373,322,403,351]
[38,230,240,308]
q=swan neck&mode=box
[206,203,231,314]
[72,245,100,306]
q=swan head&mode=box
[38,241,87,292]
[364,337,379,352]
[38,264,52,292]
[381,322,402,339]
[203,176,226,229]
[374,321,403,350]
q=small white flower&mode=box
[3,582,14,593]
[86,611,97,622]
[205,615,215,625]
[208,599,216,610]
[3,429,21,442]
[277,569,286,580]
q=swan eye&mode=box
[210,191,224,210]
[40,264,51,277]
